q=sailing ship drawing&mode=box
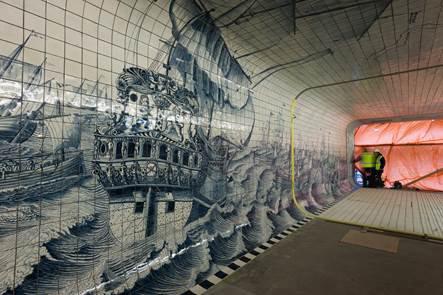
[0,0,352,294]
[0,33,83,201]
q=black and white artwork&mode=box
[0,0,352,293]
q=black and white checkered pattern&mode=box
[312,200,339,216]
[183,217,313,295]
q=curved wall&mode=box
[2,0,443,293]
[0,0,323,293]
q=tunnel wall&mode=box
[0,0,349,293]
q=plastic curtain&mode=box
[354,119,443,191]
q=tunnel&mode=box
[0,0,442,294]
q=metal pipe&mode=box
[290,62,443,241]
[294,62,443,101]
[357,0,393,40]
[230,0,383,27]
[214,0,256,22]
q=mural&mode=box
[0,0,352,293]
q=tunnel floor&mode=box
[205,220,443,295]
[320,188,443,239]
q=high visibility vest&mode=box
[376,154,383,170]
[361,152,376,168]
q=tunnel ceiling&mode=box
[1,0,441,149]
[204,0,443,120]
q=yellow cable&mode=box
[290,97,443,241]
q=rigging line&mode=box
[414,0,429,115]
[221,0,312,27]
[293,62,443,101]
[195,0,210,13]
[292,0,297,34]
[274,6,339,95]
[251,49,333,79]
[357,0,393,40]
[223,3,306,83]
[252,54,332,89]
[355,0,396,117]
[213,0,255,22]
[418,2,442,112]
[227,0,384,27]
[235,42,279,60]
[371,2,398,114]
[0,30,35,79]
[283,0,361,99]
[422,2,443,113]
[329,0,386,117]
[320,0,374,113]
[219,0,258,28]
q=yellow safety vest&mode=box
[361,152,376,168]
[375,154,383,170]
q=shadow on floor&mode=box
[207,220,443,295]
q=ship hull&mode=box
[0,152,83,193]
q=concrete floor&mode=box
[207,220,443,295]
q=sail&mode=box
[45,115,80,152]
[168,0,255,147]
[0,42,47,120]
[0,32,34,79]
[210,93,255,147]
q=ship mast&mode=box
[10,102,46,144]
[0,31,35,79]
[262,111,272,148]
[25,57,47,90]
[90,76,102,96]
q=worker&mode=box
[353,149,376,187]
[374,149,386,188]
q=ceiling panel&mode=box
[205,0,443,120]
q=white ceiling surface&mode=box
[205,0,443,152]
[208,0,443,118]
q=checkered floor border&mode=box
[182,217,313,295]
[312,199,339,216]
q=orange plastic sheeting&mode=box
[354,145,443,191]
[355,120,443,146]
[354,119,443,191]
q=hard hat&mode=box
[374,148,380,153]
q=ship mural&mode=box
[0,0,352,294]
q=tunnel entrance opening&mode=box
[291,99,443,240]
[309,118,443,241]
[353,119,443,192]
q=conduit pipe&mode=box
[290,62,443,241]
